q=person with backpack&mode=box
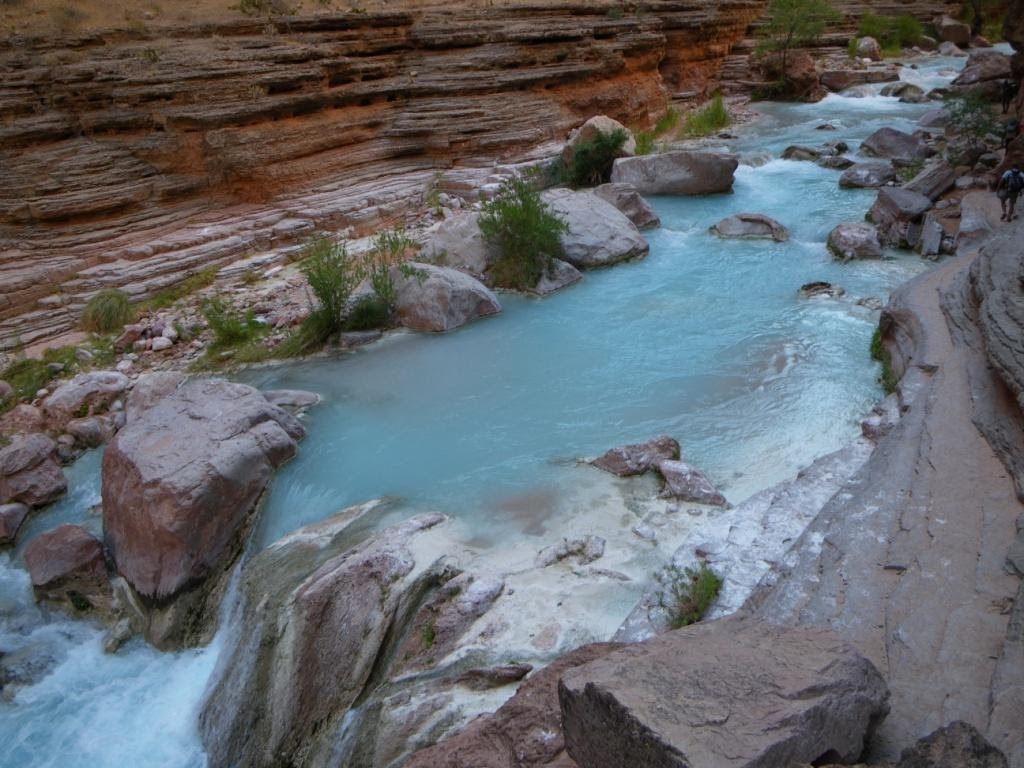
[997,165,1024,221]
[1002,80,1018,114]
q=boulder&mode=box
[869,187,934,247]
[150,336,173,352]
[657,459,728,506]
[102,378,305,647]
[542,188,648,268]
[593,183,660,229]
[781,145,821,162]
[935,15,971,46]
[820,67,899,92]
[610,151,738,196]
[938,41,966,56]
[420,212,496,276]
[0,433,66,508]
[559,617,890,768]
[591,435,681,477]
[0,502,29,546]
[952,51,1012,86]
[65,413,119,448]
[199,510,446,768]
[896,721,1008,768]
[818,155,855,170]
[710,213,788,241]
[919,109,950,128]
[0,380,11,400]
[828,222,884,261]
[23,524,112,616]
[881,82,925,101]
[562,115,636,166]
[857,36,882,61]
[391,262,501,332]
[861,127,934,163]
[839,162,897,189]
[534,258,582,296]
[903,161,957,201]
[41,371,129,428]
[918,212,946,257]
[125,371,185,421]
[405,642,623,768]
[0,404,44,438]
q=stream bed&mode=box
[0,51,976,767]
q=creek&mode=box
[0,51,976,768]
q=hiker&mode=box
[1002,80,1018,114]
[997,165,1024,222]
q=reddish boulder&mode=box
[0,433,67,508]
[0,503,29,546]
[102,378,305,646]
[591,435,681,477]
[23,524,112,615]
[657,459,729,506]
[42,371,129,429]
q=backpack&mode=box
[1005,170,1024,194]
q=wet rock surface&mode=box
[828,222,884,261]
[101,378,305,647]
[590,435,680,477]
[23,524,112,617]
[560,617,890,768]
[709,212,788,241]
[610,151,738,195]
[592,183,660,230]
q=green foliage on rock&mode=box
[944,91,1000,148]
[681,95,730,138]
[81,289,133,333]
[757,0,840,75]
[870,327,897,394]
[201,297,263,348]
[567,128,628,188]
[857,12,923,54]
[478,174,568,291]
[658,563,723,629]
[301,236,361,339]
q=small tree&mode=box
[478,174,568,291]
[757,0,839,82]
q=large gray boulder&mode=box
[0,433,66,508]
[828,222,884,261]
[199,508,446,768]
[935,15,971,46]
[593,183,660,229]
[710,213,788,241]
[542,188,648,268]
[391,262,501,332]
[860,127,934,163]
[562,115,636,166]
[125,371,186,421]
[952,51,1012,86]
[534,258,583,296]
[102,378,305,648]
[420,212,496,276]
[869,187,934,247]
[559,617,890,768]
[903,161,957,200]
[839,162,898,189]
[610,151,738,195]
[42,371,129,429]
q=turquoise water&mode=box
[0,53,968,768]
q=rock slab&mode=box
[610,151,738,195]
[559,617,890,768]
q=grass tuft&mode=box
[81,289,133,333]
[658,563,723,629]
[681,95,730,138]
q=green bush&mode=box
[567,128,628,188]
[681,94,730,137]
[858,12,923,53]
[478,174,568,291]
[658,563,723,629]
[81,289,133,333]
[654,107,680,135]
[634,131,655,155]
[301,236,360,338]
[345,295,391,331]
[870,327,897,394]
[201,297,261,348]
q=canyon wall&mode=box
[0,0,954,350]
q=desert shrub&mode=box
[346,296,391,331]
[870,327,897,394]
[634,131,655,155]
[858,12,923,53]
[201,297,261,347]
[567,128,628,188]
[681,95,730,137]
[478,174,568,291]
[81,289,133,333]
[757,0,839,77]
[654,107,680,135]
[750,79,788,101]
[139,267,218,312]
[657,563,723,629]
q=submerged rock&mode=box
[592,183,660,230]
[610,151,738,195]
[23,524,112,617]
[710,212,788,241]
[0,433,66,508]
[799,281,845,299]
[102,378,305,648]
[828,222,884,261]
[591,435,681,477]
[199,508,446,768]
[542,188,648,268]
[392,262,501,332]
[560,617,890,768]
